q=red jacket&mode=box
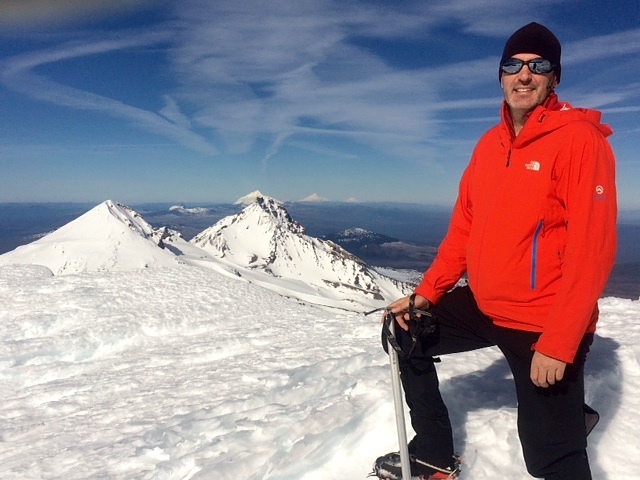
[415,94,617,363]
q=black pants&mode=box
[388,286,593,480]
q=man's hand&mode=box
[530,351,567,388]
[384,294,430,332]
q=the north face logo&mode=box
[525,160,541,171]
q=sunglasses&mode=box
[500,58,555,75]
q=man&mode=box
[372,22,617,480]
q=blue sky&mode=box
[1,0,639,208]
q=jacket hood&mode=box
[500,93,613,144]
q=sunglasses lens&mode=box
[529,59,553,73]
[501,59,523,74]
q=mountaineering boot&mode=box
[369,451,461,479]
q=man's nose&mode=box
[515,66,533,82]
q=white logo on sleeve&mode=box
[594,185,607,201]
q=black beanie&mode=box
[500,22,561,82]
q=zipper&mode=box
[506,149,512,167]
[530,220,544,290]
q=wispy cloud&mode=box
[560,28,640,111]
[165,0,504,162]
[0,30,218,156]
[3,0,639,169]
[564,28,640,65]
[165,0,597,163]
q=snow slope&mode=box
[0,200,184,274]
[0,263,638,479]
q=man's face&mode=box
[501,53,558,117]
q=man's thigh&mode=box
[393,285,498,358]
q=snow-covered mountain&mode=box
[0,200,188,274]
[0,196,411,311]
[325,227,397,246]
[191,195,411,309]
[168,204,210,215]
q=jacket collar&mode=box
[501,93,567,138]
[499,93,612,145]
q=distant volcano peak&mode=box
[233,190,280,206]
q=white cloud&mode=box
[159,95,192,129]
[564,28,640,65]
[166,1,457,161]
[162,0,577,163]
[0,31,218,156]
[3,0,639,172]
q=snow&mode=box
[0,200,182,274]
[169,205,210,215]
[0,199,639,479]
[0,263,638,479]
[234,191,270,205]
[299,194,329,203]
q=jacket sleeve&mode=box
[533,122,617,363]
[414,161,474,304]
